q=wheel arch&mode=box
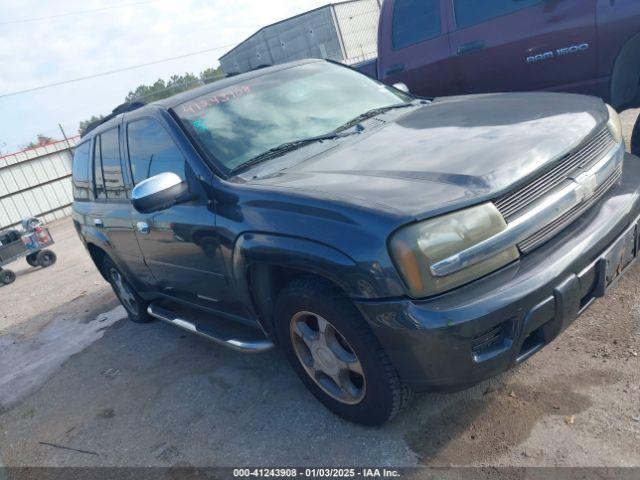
[232,233,389,339]
[86,243,109,281]
[249,264,352,341]
[610,31,640,110]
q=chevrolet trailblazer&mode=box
[73,60,639,425]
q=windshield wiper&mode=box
[232,131,353,174]
[334,102,415,133]
[232,103,414,174]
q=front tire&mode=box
[275,277,412,425]
[632,112,640,156]
[103,258,153,323]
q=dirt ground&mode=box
[0,110,639,469]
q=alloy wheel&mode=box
[110,268,138,314]
[290,311,366,405]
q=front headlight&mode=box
[389,203,519,298]
[606,104,623,144]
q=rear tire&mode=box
[632,113,640,156]
[103,257,153,324]
[36,250,56,268]
[274,276,413,426]
[26,253,39,267]
[0,269,16,285]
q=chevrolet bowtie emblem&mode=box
[574,172,599,202]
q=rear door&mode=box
[377,0,454,97]
[449,0,598,95]
[89,127,149,283]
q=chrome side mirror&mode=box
[132,172,188,214]
[393,82,410,94]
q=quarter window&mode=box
[392,0,441,50]
[72,141,91,200]
[126,118,186,185]
[453,0,541,29]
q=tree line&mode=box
[79,66,224,136]
[3,65,225,154]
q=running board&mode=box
[147,302,274,353]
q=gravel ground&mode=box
[0,110,638,469]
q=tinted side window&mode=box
[99,128,126,200]
[127,118,185,185]
[72,141,91,200]
[93,137,107,199]
[454,0,541,29]
[392,0,441,50]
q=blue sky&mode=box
[0,0,328,154]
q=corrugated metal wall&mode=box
[219,0,381,74]
[332,0,380,65]
[260,7,343,65]
[220,6,343,74]
[0,137,79,230]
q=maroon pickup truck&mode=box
[359,0,640,153]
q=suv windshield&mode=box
[174,62,411,172]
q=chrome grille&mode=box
[518,164,623,253]
[495,127,615,220]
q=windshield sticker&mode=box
[192,119,208,131]
[179,86,252,115]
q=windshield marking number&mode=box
[180,85,252,114]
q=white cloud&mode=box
[0,0,328,152]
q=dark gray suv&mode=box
[72,60,640,425]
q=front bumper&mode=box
[356,154,640,391]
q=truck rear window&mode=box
[454,0,541,29]
[392,0,441,50]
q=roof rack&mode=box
[225,64,272,78]
[82,101,146,137]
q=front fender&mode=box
[232,233,398,307]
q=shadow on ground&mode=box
[0,291,627,468]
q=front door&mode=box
[124,116,237,315]
[448,0,598,95]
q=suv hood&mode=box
[241,92,609,220]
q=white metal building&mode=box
[0,137,79,230]
[219,0,381,75]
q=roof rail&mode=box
[225,63,273,78]
[82,101,146,137]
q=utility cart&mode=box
[0,218,57,286]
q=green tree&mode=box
[24,134,57,149]
[79,115,105,137]
[125,72,201,103]
[200,66,225,84]
[79,65,225,135]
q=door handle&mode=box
[93,218,104,228]
[385,64,405,76]
[136,221,150,235]
[457,41,485,56]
